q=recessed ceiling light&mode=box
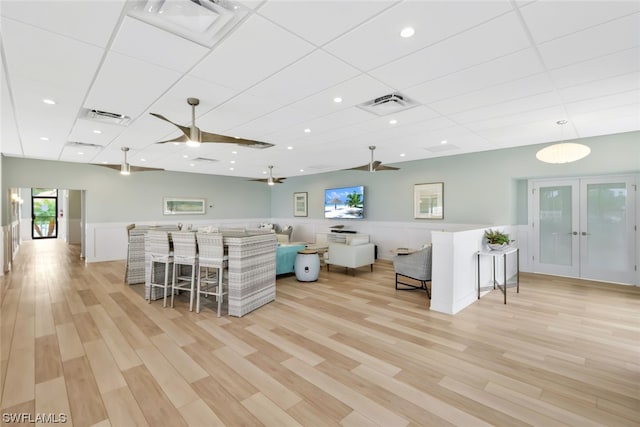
[93,130,102,134]
[173,142,180,146]
[231,150,237,154]
[101,161,108,164]
[140,158,146,162]
[389,119,398,125]
[441,140,448,145]
[262,171,267,174]
[40,137,49,141]
[230,167,235,171]
[299,169,304,172]
[183,155,188,158]
[400,153,406,157]
[77,151,84,155]
[190,163,195,167]
[42,99,56,105]
[400,27,415,38]
[287,146,293,150]
[230,160,236,164]
[304,128,311,133]
[333,97,343,103]
[556,119,568,125]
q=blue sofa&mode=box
[276,244,306,275]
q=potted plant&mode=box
[484,229,511,250]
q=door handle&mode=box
[569,231,578,235]
[581,232,590,236]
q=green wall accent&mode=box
[2,131,638,227]
[270,131,639,225]
[2,157,271,223]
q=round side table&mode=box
[295,249,320,282]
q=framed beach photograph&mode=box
[293,192,308,217]
[414,182,444,219]
[163,197,206,215]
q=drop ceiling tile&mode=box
[370,12,530,89]
[84,51,182,119]
[289,74,394,116]
[228,106,315,139]
[560,73,640,103]
[199,92,282,132]
[451,92,563,124]
[475,118,577,147]
[406,49,544,104]
[571,105,640,137]
[1,68,22,156]
[67,119,126,146]
[299,108,375,135]
[190,14,314,90]
[110,114,182,150]
[465,106,566,132]
[519,0,640,44]
[324,0,513,71]
[110,17,209,73]
[538,13,640,69]
[550,47,640,88]
[429,73,555,115]
[565,90,640,116]
[258,0,394,46]
[0,0,126,47]
[247,50,360,105]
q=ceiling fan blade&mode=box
[155,134,189,144]
[200,130,274,149]
[374,164,400,171]
[249,177,286,183]
[149,113,191,136]
[92,163,164,172]
[347,164,371,171]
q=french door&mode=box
[32,188,58,239]
[531,176,636,285]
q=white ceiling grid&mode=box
[0,0,638,179]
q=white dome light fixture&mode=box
[536,121,591,164]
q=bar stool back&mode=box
[170,231,198,311]
[195,232,228,316]
[145,230,173,307]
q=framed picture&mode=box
[414,183,444,219]
[293,192,308,217]
[163,197,206,215]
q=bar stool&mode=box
[195,232,228,316]
[144,230,173,307]
[170,231,198,311]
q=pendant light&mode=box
[536,120,591,164]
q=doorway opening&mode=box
[32,188,58,239]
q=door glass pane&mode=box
[539,186,573,265]
[586,183,627,271]
[33,197,57,238]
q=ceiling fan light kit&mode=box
[120,147,131,175]
[348,145,400,172]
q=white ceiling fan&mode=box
[348,146,400,172]
[151,97,275,149]
[93,147,163,175]
[250,165,286,185]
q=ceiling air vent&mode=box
[82,108,131,126]
[66,141,103,149]
[357,93,418,116]
[128,0,248,48]
[192,157,219,163]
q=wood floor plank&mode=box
[35,334,63,384]
[63,356,108,427]
[121,365,187,427]
[34,376,72,427]
[2,240,639,426]
[101,386,149,427]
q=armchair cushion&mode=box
[326,243,375,272]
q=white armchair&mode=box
[325,242,375,274]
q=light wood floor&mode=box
[1,239,639,427]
